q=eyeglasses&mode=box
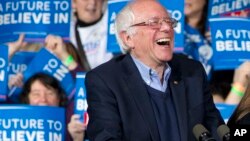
[129,17,178,29]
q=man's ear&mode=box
[120,31,134,48]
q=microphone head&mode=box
[217,124,230,141]
[193,124,210,141]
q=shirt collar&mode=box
[131,55,171,85]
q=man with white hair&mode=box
[85,0,224,140]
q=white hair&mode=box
[114,3,136,53]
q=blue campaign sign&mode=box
[9,51,37,78]
[107,0,184,53]
[210,17,250,70]
[74,72,88,122]
[208,0,250,18]
[0,0,71,44]
[107,0,130,53]
[0,45,8,101]
[0,105,65,141]
[216,103,236,123]
[8,52,37,102]
[22,48,75,100]
[159,0,185,52]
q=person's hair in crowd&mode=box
[185,0,208,36]
[19,73,67,107]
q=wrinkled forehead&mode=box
[130,1,169,21]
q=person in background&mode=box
[8,34,85,89]
[184,0,212,75]
[18,72,75,140]
[85,0,224,140]
[19,72,67,107]
[66,0,113,140]
[67,114,87,141]
[227,80,250,127]
[70,0,113,70]
[7,34,87,141]
[44,34,88,141]
[212,61,250,104]
[224,61,250,104]
[184,0,234,102]
[44,34,86,75]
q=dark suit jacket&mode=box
[86,54,224,141]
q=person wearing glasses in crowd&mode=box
[85,0,224,140]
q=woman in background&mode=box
[184,0,234,101]
[19,72,67,107]
[227,80,250,126]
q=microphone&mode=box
[217,124,230,141]
[193,124,216,141]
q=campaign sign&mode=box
[210,17,250,70]
[216,103,236,123]
[208,0,250,18]
[0,45,8,101]
[107,0,130,53]
[0,0,71,44]
[23,48,75,99]
[0,105,65,141]
[107,0,184,53]
[159,0,185,52]
[74,72,88,122]
[8,51,36,79]
[8,51,37,102]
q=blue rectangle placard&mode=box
[9,51,37,78]
[210,17,250,70]
[0,105,65,141]
[74,72,88,123]
[208,0,250,18]
[0,45,9,101]
[0,0,71,44]
[107,0,130,53]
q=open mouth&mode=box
[156,38,171,46]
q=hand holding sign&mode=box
[45,34,68,60]
[7,34,27,59]
[233,61,250,88]
[8,73,24,89]
[44,34,78,70]
[67,114,87,141]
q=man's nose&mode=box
[39,93,48,102]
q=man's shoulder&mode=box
[170,53,205,73]
[88,54,127,74]
[172,53,203,66]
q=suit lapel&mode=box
[169,78,188,141]
[168,56,188,141]
[121,54,160,141]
